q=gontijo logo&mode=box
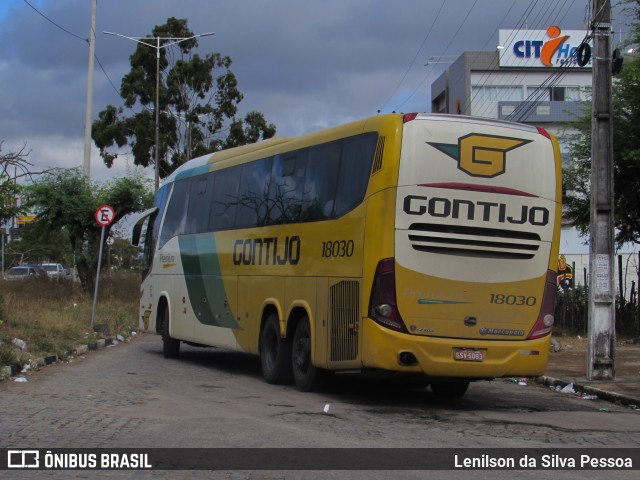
[428,133,531,178]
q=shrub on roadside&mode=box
[0,342,17,369]
[0,271,140,363]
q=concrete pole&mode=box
[83,0,97,180]
[587,0,616,380]
[155,37,160,192]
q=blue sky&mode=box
[0,0,629,190]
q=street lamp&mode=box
[424,55,457,66]
[103,30,215,191]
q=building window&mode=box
[526,85,589,102]
[471,85,524,102]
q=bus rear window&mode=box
[335,133,377,216]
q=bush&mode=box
[0,342,17,369]
[0,272,139,362]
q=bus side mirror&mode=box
[132,222,143,246]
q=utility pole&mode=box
[587,0,615,380]
[83,0,97,180]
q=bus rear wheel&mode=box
[260,314,292,384]
[292,317,327,392]
[161,307,180,359]
[430,380,469,399]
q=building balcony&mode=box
[497,101,588,123]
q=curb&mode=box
[534,375,640,407]
[0,332,137,382]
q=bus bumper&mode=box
[361,318,550,379]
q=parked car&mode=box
[38,263,68,279]
[4,265,42,280]
[63,268,73,281]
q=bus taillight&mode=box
[527,270,557,339]
[536,127,551,139]
[403,113,418,123]
[369,258,408,333]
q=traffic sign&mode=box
[95,205,115,227]
[91,204,115,329]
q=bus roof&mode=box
[161,114,410,185]
[161,113,539,186]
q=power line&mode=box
[502,0,598,122]
[19,0,158,160]
[470,0,566,118]
[402,0,525,114]
[454,0,537,116]
[467,0,556,118]
[93,55,122,103]
[395,0,481,112]
[378,0,446,113]
[22,0,87,43]
[506,30,593,122]
[461,0,587,119]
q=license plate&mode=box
[453,348,485,362]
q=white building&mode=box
[430,27,638,301]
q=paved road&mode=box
[1,333,639,479]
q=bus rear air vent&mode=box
[371,136,385,175]
[407,223,541,260]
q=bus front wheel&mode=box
[161,307,180,359]
[260,314,292,384]
[292,317,327,392]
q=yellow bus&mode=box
[132,113,561,398]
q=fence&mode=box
[554,254,640,336]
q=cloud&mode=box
[0,0,602,185]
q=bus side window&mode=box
[151,184,170,250]
[235,157,273,229]
[210,167,241,231]
[302,142,341,221]
[185,175,212,234]
[142,212,157,272]
[159,179,191,246]
[335,133,377,216]
[268,151,307,224]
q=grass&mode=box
[0,272,140,369]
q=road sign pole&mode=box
[91,204,115,329]
[90,225,107,329]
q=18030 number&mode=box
[489,294,537,306]
[322,240,354,258]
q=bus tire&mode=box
[430,380,469,399]
[292,316,327,392]
[260,313,292,384]
[161,307,180,359]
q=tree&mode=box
[0,142,33,226]
[3,222,70,268]
[24,168,153,292]
[563,0,640,245]
[93,17,276,179]
[223,111,277,150]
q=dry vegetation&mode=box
[0,272,140,368]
